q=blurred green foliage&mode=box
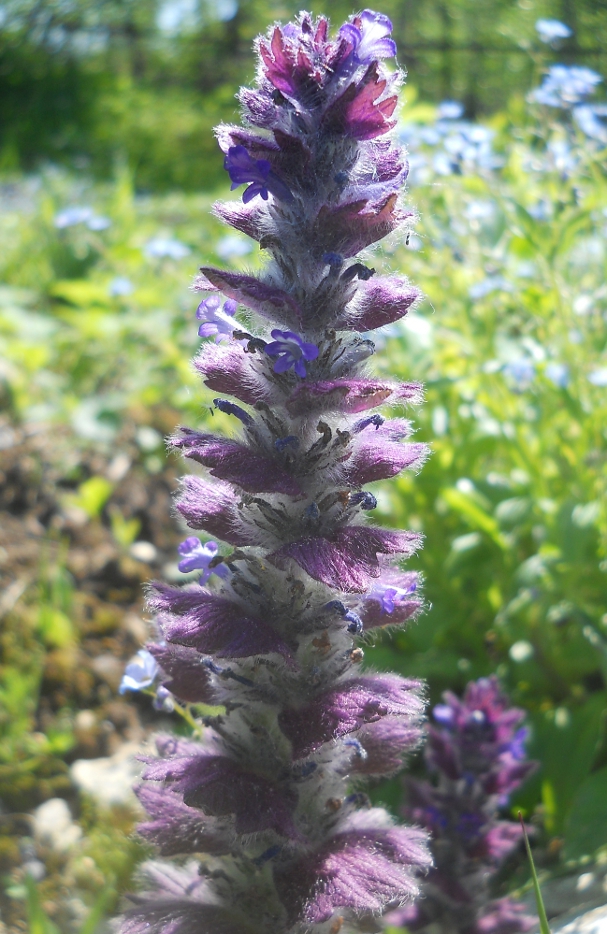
[1,0,606,188]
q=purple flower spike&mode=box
[339,10,397,66]
[176,537,230,583]
[117,11,436,934]
[196,295,239,342]
[265,329,319,377]
[224,145,294,204]
[403,678,537,934]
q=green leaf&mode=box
[441,487,507,548]
[67,476,114,519]
[564,766,607,860]
[79,886,113,934]
[25,875,61,934]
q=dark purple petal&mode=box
[314,195,407,260]
[279,674,424,758]
[120,892,251,934]
[324,63,398,141]
[199,267,303,323]
[147,643,217,705]
[269,526,421,593]
[176,476,260,546]
[212,199,267,242]
[193,343,272,407]
[172,428,303,496]
[144,750,299,838]
[352,716,424,776]
[341,276,421,332]
[156,588,295,666]
[274,817,430,923]
[343,418,428,485]
[135,784,231,856]
[286,378,423,417]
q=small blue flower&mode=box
[504,358,535,388]
[545,362,570,388]
[144,237,190,259]
[531,65,602,108]
[368,580,417,613]
[153,685,175,712]
[507,727,528,761]
[87,215,112,231]
[108,277,134,297]
[224,146,293,204]
[573,104,607,144]
[437,100,464,120]
[119,649,159,694]
[265,329,319,378]
[588,368,607,387]
[54,206,111,231]
[339,10,396,65]
[177,537,230,583]
[196,295,239,342]
[535,18,572,43]
[433,704,454,726]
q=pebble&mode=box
[129,540,158,563]
[32,799,82,853]
[70,743,143,807]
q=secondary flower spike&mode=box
[387,677,537,934]
[118,11,431,934]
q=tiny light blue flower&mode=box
[177,537,230,583]
[144,237,191,259]
[469,276,512,299]
[573,104,607,144]
[108,277,134,297]
[119,649,159,694]
[535,18,572,43]
[196,295,239,342]
[588,368,607,387]
[437,100,464,120]
[87,215,112,231]
[216,234,253,261]
[531,65,602,108]
[153,685,175,712]
[265,329,319,378]
[545,362,570,388]
[504,359,535,386]
[54,206,93,228]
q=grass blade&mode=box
[519,811,551,934]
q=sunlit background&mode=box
[1,1,607,931]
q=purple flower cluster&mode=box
[389,677,537,934]
[119,11,430,934]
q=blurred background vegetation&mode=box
[1,0,607,189]
[1,0,607,931]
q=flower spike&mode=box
[117,10,432,934]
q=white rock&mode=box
[553,904,607,934]
[70,744,143,808]
[32,798,82,853]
